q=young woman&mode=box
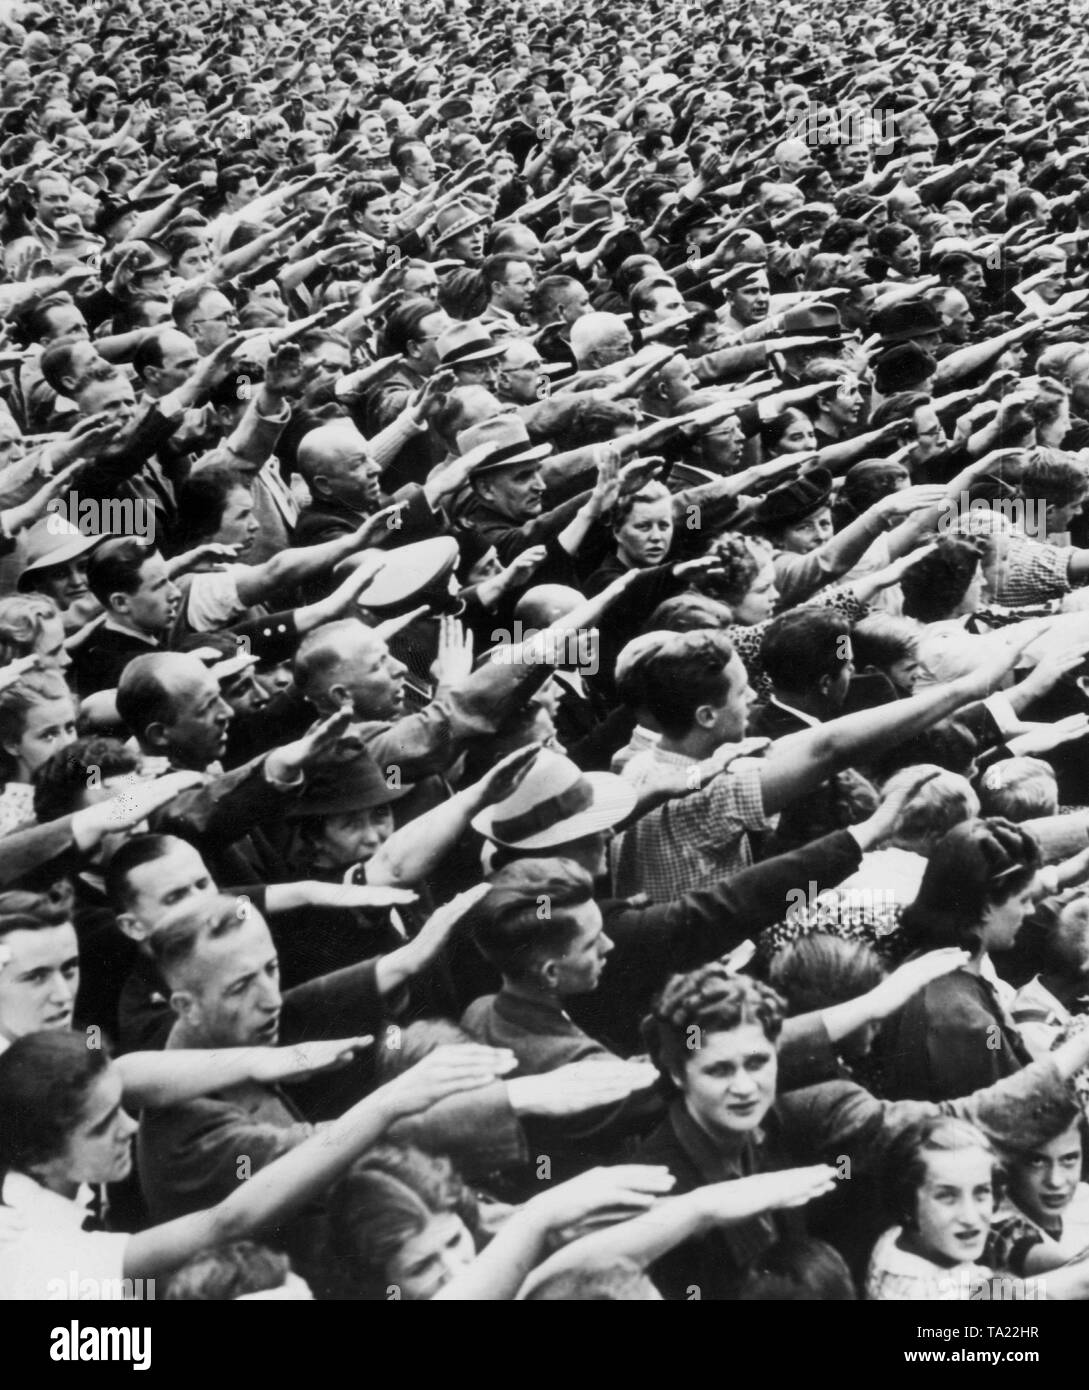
[866,1116,1006,1300]
[879,818,1042,1102]
[987,1121,1089,1276]
[0,668,77,835]
[0,1030,511,1300]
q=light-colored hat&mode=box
[471,747,635,849]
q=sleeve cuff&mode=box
[983,692,1019,735]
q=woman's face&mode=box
[58,1068,139,1187]
[313,804,395,870]
[980,883,1037,954]
[466,546,502,586]
[385,1212,477,1299]
[4,694,77,781]
[0,922,79,1042]
[778,506,833,555]
[679,1022,778,1142]
[216,485,261,558]
[912,1146,994,1265]
[615,497,674,568]
[777,414,817,453]
[32,614,71,671]
[1009,1126,1082,1230]
[733,562,779,626]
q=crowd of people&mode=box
[7,0,1089,1303]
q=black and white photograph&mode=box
[0,0,1084,1343]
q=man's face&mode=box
[494,260,536,315]
[546,900,613,995]
[150,330,199,393]
[120,842,216,939]
[643,284,686,325]
[701,416,745,471]
[409,311,451,372]
[454,357,500,390]
[160,665,233,768]
[954,261,986,307]
[41,302,88,344]
[709,652,757,745]
[729,276,770,326]
[448,227,486,266]
[1009,1125,1083,1231]
[841,145,871,179]
[115,553,181,635]
[405,147,436,188]
[320,442,381,510]
[912,405,947,461]
[189,292,239,353]
[595,327,633,367]
[259,122,290,162]
[498,343,548,405]
[679,1022,778,1141]
[0,416,24,471]
[337,633,407,720]
[36,177,71,228]
[229,176,260,210]
[0,922,79,1042]
[890,233,922,276]
[940,290,974,344]
[179,913,282,1047]
[302,341,352,407]
[479,460,545,522]
[355,195,394,242]
[59,1067,138,1188]
[640,101,672,133]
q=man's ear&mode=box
[326,680,352,708]
[116,912,151,944]
[108,588,131,616]
[311,470,333,499]
[144,720,170,752]
[694,702,717,729]
[537,957,560,990]
[169,987,199,1026]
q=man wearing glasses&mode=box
[172,284,239,358]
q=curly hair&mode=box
[0,594,60,666]
[643,964,785,1092]
[688,532,772,611]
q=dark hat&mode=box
[874,298,944,343]
[432,200,490,246]
[286,752,409,818]
[753,468,834,531]
[874,341,937,394]
[776,300,844,337]
[563,192,621,231]
[437,97,474,122]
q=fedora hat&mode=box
[286,751,410,818]
[471,747,635,849]
[436,320,507,368]
[432,201,490,246]
[456,414,552,474]
[874,298,944,344]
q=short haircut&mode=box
[33,736,140,824]
[172,464,244,553]
[850,612,921,676]
[482,253,530,289]
[381,297,441,356]
[87,537,157,608]
[475,858,594,980]
[978,757,1058,822]
[644,965,784,1091]
[531,275,581,322]
[637,630,737,737]
[147,892,256,986]
[769,934,885,1017]
[760,609,851,692]
[900,536,981,622]
[105,833,192,913]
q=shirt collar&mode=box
[669,1098,761,1184]
[1,1171,95,1232]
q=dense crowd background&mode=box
[7,0,1089,1302]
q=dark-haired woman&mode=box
[879,819,1046,1102]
